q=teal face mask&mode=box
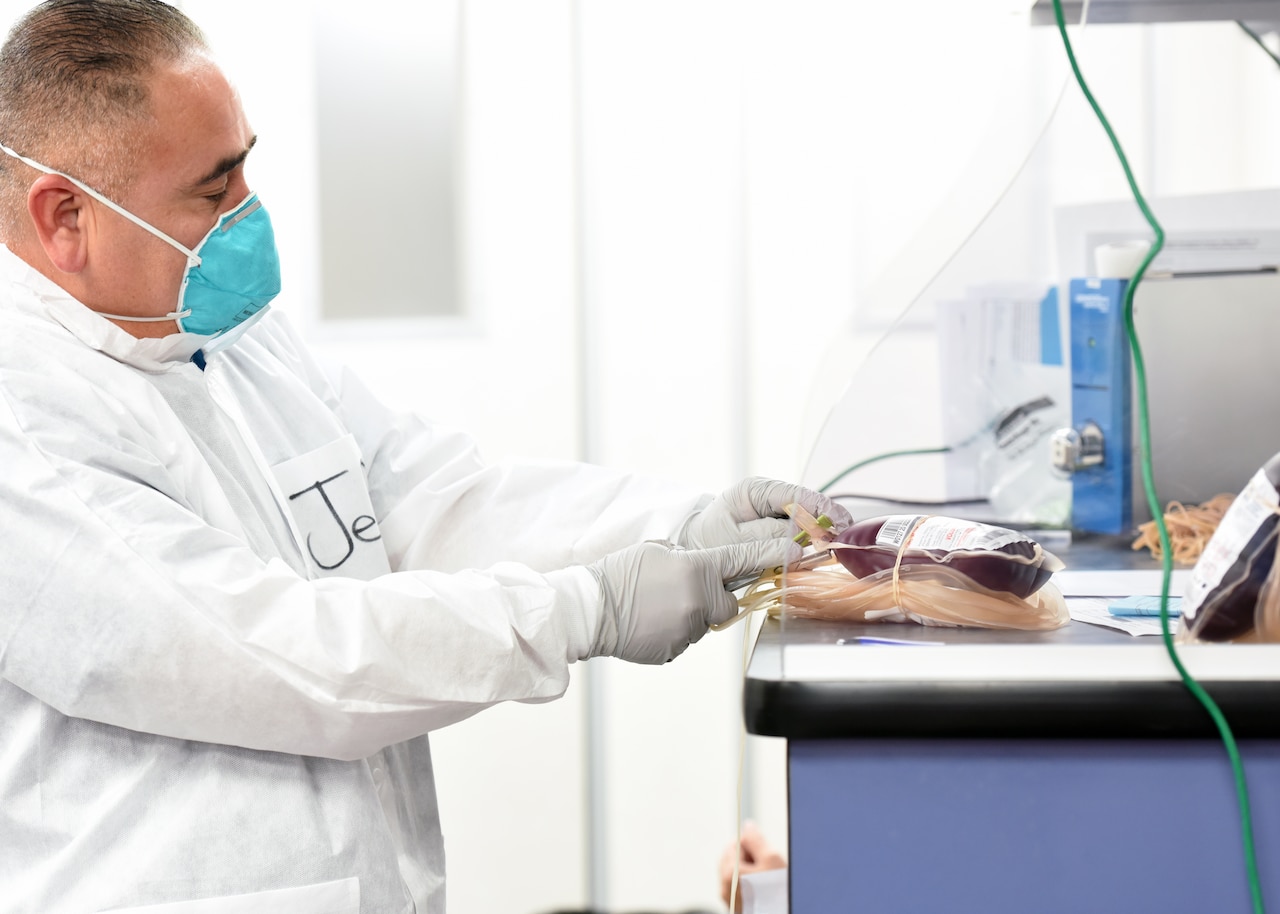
[164,191,281,336]
[0,143,281,338]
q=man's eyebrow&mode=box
[189,135,258,189]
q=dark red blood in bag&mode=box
[831,517,1053,599]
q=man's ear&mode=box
[27,173,89,273]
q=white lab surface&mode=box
[0,245,705,913]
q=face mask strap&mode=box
[0,142,201,265]
[92,309,194,323]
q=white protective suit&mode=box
[0,244,706,914]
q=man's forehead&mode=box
[143,56,254,189]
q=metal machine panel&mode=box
[1130,271,1280,523]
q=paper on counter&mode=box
[1054,568,1189,598]
[1068,598,1175,637]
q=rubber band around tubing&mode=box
[891,515,930,611]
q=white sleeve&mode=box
[0,381,603,763]
[307,341,708,574]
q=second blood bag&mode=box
[1180,452,1280,642]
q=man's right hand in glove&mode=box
[585,538,798,665]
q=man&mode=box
[0,2,848,911]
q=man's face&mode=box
[86,54,256,337]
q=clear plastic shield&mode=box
[766,5,1280,664]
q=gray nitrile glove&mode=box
[675,477,852,548]
[587,538,799,664]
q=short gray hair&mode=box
[0,0,209,237]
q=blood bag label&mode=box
[1182,468,1279,623]
[875,516,922,546]
[875,515,1023,552]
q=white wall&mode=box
[5,1,1280,912]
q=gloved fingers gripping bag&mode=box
[742,512,1068,631]
[1180,451,1280,643]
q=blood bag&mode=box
[1180,452,1280,642]
[738,514,1068,631]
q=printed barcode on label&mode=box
[875,515,922,547]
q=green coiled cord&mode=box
[1050,2,1264,910]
